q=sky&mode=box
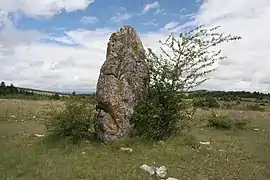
[0,0,270,93]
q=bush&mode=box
[207,111,234,129]
[193,96,220,109]
[132,89,194,141]
[206,110,249,130]
[234,120,250,130]
[45,98,95,142]
[222,102,233,109]
[246,104,264,111]
[131,25,240,141]
[51,93,61,100]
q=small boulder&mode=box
[120,147,133,153]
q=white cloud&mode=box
[154,8,166,15]
[0,0,94,18]
[80,16,99,24]
[142,1,160,14]
[0,12,45,54]
[142,19,159,27]
[0,29,112,92]
[0,0,103,92]
[1,0,270,93]
[110,13,132,23]
[0,15,166,92]
[191,0,270,92]
[163,21,179,30]
[119,7,126,12]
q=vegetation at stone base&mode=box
[1,99,270,179]
[45,98,95,142]
[132,25,241,140]
[132,89,194,140]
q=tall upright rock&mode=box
[95,26,150,141]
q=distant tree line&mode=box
[2,80,267,102]
[0,81,19,96]
[188,90,270,101]
[0,81,61,100]
[0,81,95,101]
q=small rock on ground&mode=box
[119,147,133,152]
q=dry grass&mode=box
[1,99,270,179]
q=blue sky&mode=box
[1,0,270,93]
[18,0,199,32]
[15,0,201,38]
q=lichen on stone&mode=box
[94,26,150,142]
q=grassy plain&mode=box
[0,99,270,179]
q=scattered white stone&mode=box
[166,177,178,180]
[156,166,167,178]
[199,141,211,145]
[32,115,36,119]
[10,115,16,118]
[120,147,133,153]
[140,164,156,176]
[140,164,168,178]
[253,128,260,131]
[158,140,165,145]
[34,133,44,137]
[81,151,86,155]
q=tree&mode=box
[52,93,61,100]
[147,25,241,92]
[9,83,16,97]
[132,25,241,140]
[0,81,6,88]
[72,91,76,96]
[0,81,6,96]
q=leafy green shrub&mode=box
[45,98,95,142]
[132,89,193,141]
[234,119,250,130]
[129,25,240,141]
[131,25,240,141]
[51,93,61,100]
[193,96,220,109]
[207,111,234,129]
[206,110,249,130]
[246,104,264,111]
[222,102,233,109]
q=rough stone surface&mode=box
[94,26,150,141]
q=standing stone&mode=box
[94,26,150,141]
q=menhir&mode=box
[94,26,150,141]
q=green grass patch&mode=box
[0,99,270,179]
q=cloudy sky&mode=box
[0,0,270,93]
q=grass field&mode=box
[1,99,270,179]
